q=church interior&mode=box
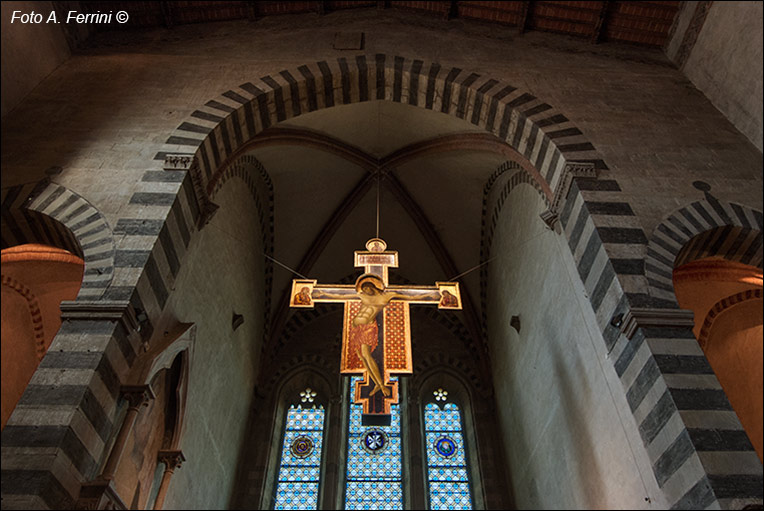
[1,1,762,509]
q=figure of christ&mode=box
[312,274,440,398]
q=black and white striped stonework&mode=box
[149,54,759,509]
[113,170,200,343]
[645,199,763,303]
[675,226,762,269]
[2,170,199,508]
[2,181,115,299]
[610,198,764,509]
[155,54,604,214]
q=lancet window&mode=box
[274,387,326,510]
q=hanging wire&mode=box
[376,170,381,239]
[263,253,309,280]
[447,256,498,282]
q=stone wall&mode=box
[666,1,763,152]
[1,1,70,118]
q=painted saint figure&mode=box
[314,273,439,398]
[292,286,313,305]
[439,289,459,308]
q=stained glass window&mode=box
[344,376,403,510]
[425,390,472,510]
[274,388,325,510]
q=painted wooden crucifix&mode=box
[289,238,462,426]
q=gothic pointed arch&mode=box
[412,366,488,509]
[258,359,339,510]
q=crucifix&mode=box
[290,238,462,426]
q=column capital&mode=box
[75,478,127,510]
[540,161,597,230]
[121,384,155,409]
[620,307,695,339]
[60,300,143,334]
[158,449,186,470]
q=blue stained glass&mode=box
[274,404,325,510]
[425,402,473,510]
[344,376,403,510]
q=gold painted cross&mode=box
[290,238,462,426]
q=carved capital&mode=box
[158,449,186,470]
[184,156,220,230]
[551,162,597,213]
[75,479,127,510]
[163,153,194,171]
[620,308,695,339]
[539,209,560,231]
[120,384,155,410]
[60,300,141,334]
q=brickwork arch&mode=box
[211,154,275,340]
[697,288,763,349]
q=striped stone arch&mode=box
[155,54,764,509]
[156,54,655,360]
[645,199,763,303]
[155,54,606,218]
[1,180,115,299]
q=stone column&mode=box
[101,385,155,480]
[153,450,186,510]
[74,385,155,509]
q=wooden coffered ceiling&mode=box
[77,1,681,48]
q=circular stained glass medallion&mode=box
[434,435,457,458]
[361,428,388,454]
[290,435,314,458]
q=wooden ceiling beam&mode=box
[520,1,533,33]
[592,1,610,43]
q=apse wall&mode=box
[157,183,265,509]
[486,184,664,509]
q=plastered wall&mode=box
[156,183,265,509]
[487,184,665,509]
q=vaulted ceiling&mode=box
[249,101,506,369]
[79,1,681,48]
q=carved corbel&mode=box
[75,478,127,510]
[163,153,194,171]
[619,308,695,340]
[183,155,220,230]
[59,300,142,335]
[540,161,597,231]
